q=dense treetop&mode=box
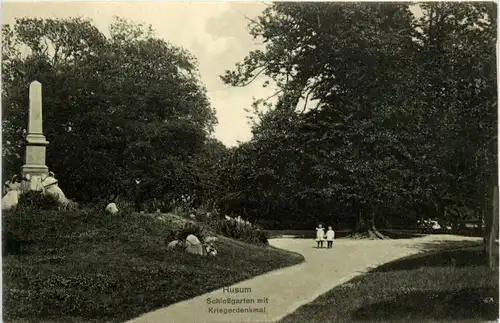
[219,2,497,229]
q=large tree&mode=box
[220,2,497,236]
[2,17,217,202]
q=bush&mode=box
[143,198,172,213]
[208,218,268,245]
[184,208,213,223]
[114,195,135,214]
[169,194,196,217]
[168,221,208,243]
[17,190,60,210]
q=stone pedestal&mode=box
[21,135,49,177]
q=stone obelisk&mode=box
[21,81,49,178]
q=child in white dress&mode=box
[316,224,325,248]
[326,226,335,248]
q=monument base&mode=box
[21,164,49,177]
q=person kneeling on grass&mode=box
[316,224,325,248]
[326,226,335,248]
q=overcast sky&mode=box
[1,1,277,146]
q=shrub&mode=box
[17,191,60,211]
[61,199,79,211]
[169,194,196,217]
[168,221,207,243]
[208,218,268,245]
[186,208,213,224]
[143,198,172,213]
[165,221,217,255]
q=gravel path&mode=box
[124,235,481,323]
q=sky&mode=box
[1,1,276,147]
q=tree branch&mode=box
[264,89,283,101]
[239,66,267,87]
[234,9,262,28]
[299,77,328,114]
[53,44,60,66]
[42,38,50,56]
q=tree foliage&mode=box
[220,2,497,229]
[2,17,219,202]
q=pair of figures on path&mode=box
[316,224,335,248]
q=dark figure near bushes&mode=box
[134,178,143,212]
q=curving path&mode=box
[124,235,481,323]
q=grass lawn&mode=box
[3,209,304,323]
[280,247,499,323]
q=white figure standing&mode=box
[316,224,325,248]
[326,226,335,248]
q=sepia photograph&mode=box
[1,1,499,323]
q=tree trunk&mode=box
[484,187,492,253]
[355,210,364,232]
[486,186,499,268]
[355,210,371,232]
[478,208,483,236]
[355,209,387,239]
[369,211,389,239]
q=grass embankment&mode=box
[3,209,304,323]
[280,247,499,323]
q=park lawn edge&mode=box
[279,246,499,323]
